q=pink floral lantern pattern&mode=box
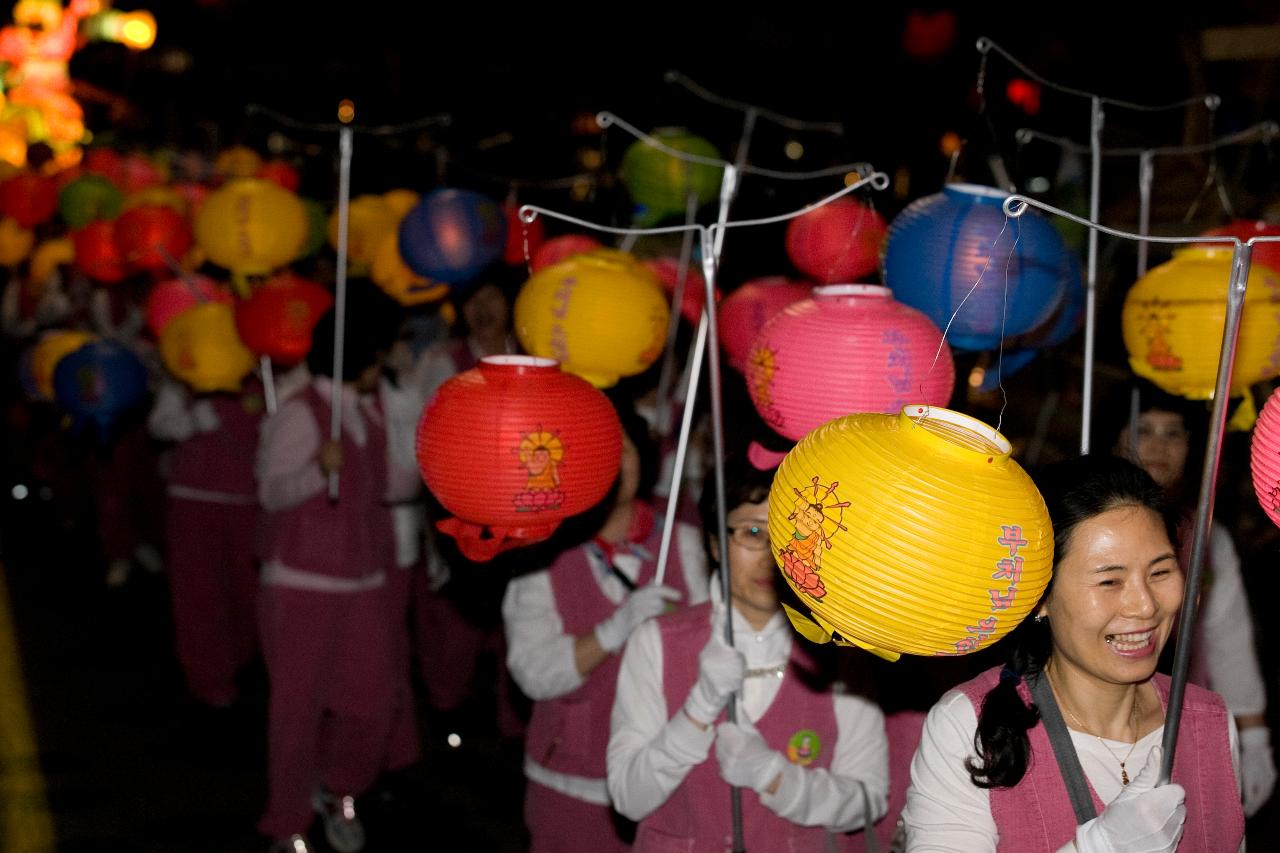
[717,276,812,373]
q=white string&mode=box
[597,112,873,181]
[928,219,1012,377]
[1014,121,1279,158]
[664,71,845,134]
[976,37,1220,114]
[995,220,1021,434]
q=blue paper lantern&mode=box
[881,184,1068,352]
[53,340,148,435]
[397,189,506,287]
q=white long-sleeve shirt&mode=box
[608,582,889,833]
[1194,522,1266,717]
[502,523,709,804]
[901,686,1242,853]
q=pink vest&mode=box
[258,385,394,579]
[957,667,1243,853]
[875,710,926,850]
[635,602,865,853]
[523,509,690,781]
[167,384,263,498]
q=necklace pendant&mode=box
[1120,765,1129,786]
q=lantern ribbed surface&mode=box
[882,184,1068,351]
[1252,388,1280,528]
[146,275,232,339]
[785,199,887,283]
[718,277,812,373]
[160,302,255,393]
[1122,246,1280,399]
[746,286,954,440]
[194,178,307,275]
[769,405,1053,660]
[234,273,334,366]
[417,356,622,561]
[515,249,670,388]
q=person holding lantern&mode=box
[901,455,1244,852]
[502,401,709,853]
[607,454,889,851]
[254,295,418,853]
[1102,378,1276,819]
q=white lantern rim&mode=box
[481,355,558,369]
[900,404,1012,458]
[943,183,1010,201]
[814,284,890,300]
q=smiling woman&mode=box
[900,455,1245,853]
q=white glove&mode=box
[1075,747,1186,853]
[191,399,220,433]
[1241,725,1277,817]
[682,634,745,726]
[715,721,787,793]
[593,584,682,653]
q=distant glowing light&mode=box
[1028,176,1050,193]
[11,484,28,500]
[939,132,963,157]
[784,140,804,160]
[337,100,355,124]
[447,733,462,748]
[120,13,157,51]
[968,366,986,388]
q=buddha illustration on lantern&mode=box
[746,343,784,430]
[778,477,849,600]
[1139,311,1183,371]
[514,427,566,513]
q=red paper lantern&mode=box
[82,148,125,185]
[234,272,334,365]
[717,276,811,372]
[114,205,194,276]
[71,221,126,284]
[530,234,603,273]
[145,274,232,339]
[417,355,622,561]
[0,173,57,228]
[1200,221,1280,275]
[785,198,887,283]
[119,154,166,195]
[1251,387,1280,528]
[504,202,545,265]
[746,285,954,441]
[256,159,301,193]
[643,257,720,326]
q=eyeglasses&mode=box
[726,523,771,551]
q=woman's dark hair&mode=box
[1097,377,1207,501]
[698,454,775,567]
[306,280,404,381]
[966,454,1177,789]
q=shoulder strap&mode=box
[1027,672,1098,825]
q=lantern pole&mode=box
[328,124,354,501]
[1080,97,1103,455]
[1159,241,1252,783]
[653,192,700,442]
[1137,150,1154,277]
[1004,193,1269,786]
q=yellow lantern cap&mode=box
[770,405,1053,660]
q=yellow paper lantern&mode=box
[514,249,670,388]
[1122,246,1280,400]
[371,232,448,306]
[769,405,1053,661]
[29,236,73,285]
[215,146,263,179]
[381,188,420,219]
[0,216,34,265]
[31,329,94,399]
[327,194,400,272]
[159,302,255,393]
[194,178,307,276]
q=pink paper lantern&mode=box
[1251,387,1280,528]
[717,276,812,372]
[145,275,232,339]
[785,198,887,283]
[745,284,955,441]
